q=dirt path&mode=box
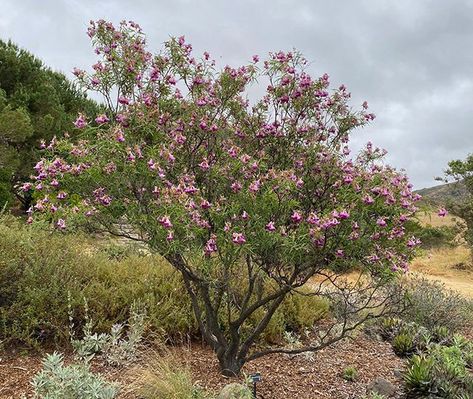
[410,246,473,298]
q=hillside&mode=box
[416,181,468,205]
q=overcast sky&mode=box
[1,0,472,189]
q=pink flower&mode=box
[227,147,238,158]
[338,210,350,219]
[127,152,136,162]
[438,208,448,217]
[376,218,387,227]
[118,96,130,105]
[241,211,249,220]
[56,219,66,229]
[200,200,211,209]
[57,191,67,200]
[407,237,421,248]
[185,185,198,195]
[307,212,320,225]
[147,159,156,170]
[21,183,32,192]
[265,221,276,232]
[166,231,174,241]
[232,232,246,245]
[74,114,87,129]
[95,114,110,124]
[199,159,210,170]
[335,249,344,258]
[291,211,302,223]
[115,129,125,142]
[252,55,259,63]
[363,195,374,205]
[249,180,261,193]
[231,181,242,193]
[204,235,218,256]
[85,209,96,217]
[159,216,173,229]
[399,214,408,222]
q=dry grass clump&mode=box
[127,348,210,399]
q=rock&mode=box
[217,383,253,399]
[393,368,403,379]
[366,378,397,397]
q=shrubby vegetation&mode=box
[29,19,420,375]
[0,214,330,349]
[2,16,471,397]
[32,352,118,399]
[404,219,457,249]
[374,278,473,398]
[0,214,194,347]
[404,340,473,398]
[401,275,472,332]
[0,40,97,210]
[444,154,473,261]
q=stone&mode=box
[393,368,403,379]
[217,383,253,399]
[366,378,397,397]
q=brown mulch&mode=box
[0,332,405,399]
[172,333,405,399]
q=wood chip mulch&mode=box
[0,332,405,399]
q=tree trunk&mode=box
[218,353,244,377]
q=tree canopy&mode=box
[0,39,97,209]
[30,20,420,375]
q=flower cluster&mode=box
[28,20,420,276]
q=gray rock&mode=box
[393,368,403,379]
[367,378,397,397]
[217,383,253,399]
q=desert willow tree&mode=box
[28,20,420,375]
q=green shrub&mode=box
[377,317,404,341]
[280,291,330,331]
[402,275,472,333]
[404,219,457,249]
[0,215,330,348]
[32,352,118,399]
[432,326,450,344]
[70,299,146,366]
[243,289,329,344]
[0,215,195,347]
[404,339,473,398]
[361,394,385,399]
[404,355,434,396]
[392,331,415,357]
[342,365,358,381]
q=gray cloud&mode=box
[2,0,473,188]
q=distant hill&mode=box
[416,181,468,205]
